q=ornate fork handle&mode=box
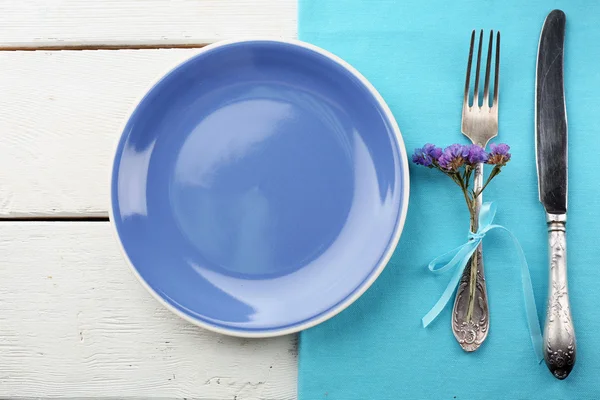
[544,214,576,379]
[452,162,489,351]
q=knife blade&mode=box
[535,9,576,380]
[536,10,567,215]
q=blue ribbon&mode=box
[421,202,543,363]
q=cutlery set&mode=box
[450,9,574,380]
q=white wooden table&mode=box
[0,2,298,398]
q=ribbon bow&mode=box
[422,202,543,362]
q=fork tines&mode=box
[463,30,500,111]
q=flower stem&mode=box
[464,165,473,191]
[466,205,478,321]
[457,176,473,211]
[473,166,501,198]
[445,165,479,322]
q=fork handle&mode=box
[543,214,576,379]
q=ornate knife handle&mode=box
[543,214,576,379]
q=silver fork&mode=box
[452,30,500,352]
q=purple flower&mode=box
[412,143,442,168]
[438,144,470,171]
[466,144,488,165]
[423,143,443,160]
[487,143,511,166]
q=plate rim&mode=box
[108,37,410,338]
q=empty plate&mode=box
[110,39,409,337]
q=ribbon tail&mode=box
[427,243,473,274]
[422,242,479,327]
[489,225,544,364]
[514,231,545,364]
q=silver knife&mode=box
[536,9,576,380]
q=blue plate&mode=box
[110,39,409,337]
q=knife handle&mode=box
[543,213,576,379]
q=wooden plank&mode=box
[0,0,296,48]
[0,222,297,399]
[0,48,207,217]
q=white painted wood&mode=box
[0,222,297,399]
[0,49,208,217]
[0,0,296,48]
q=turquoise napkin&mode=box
[298,1,600,399]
